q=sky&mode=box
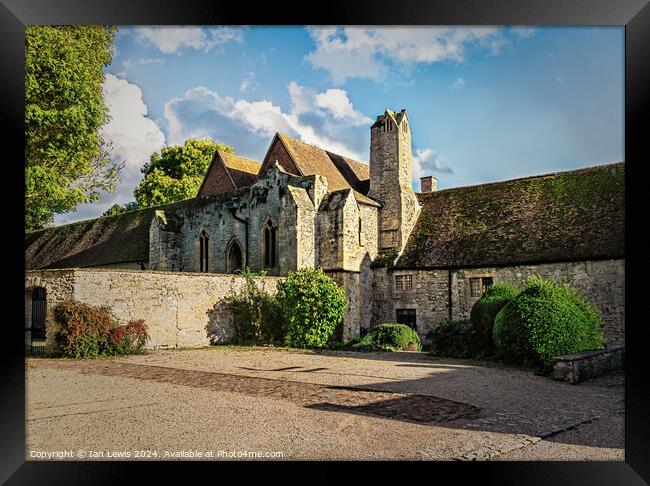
[54,26,624,225]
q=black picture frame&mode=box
[3,0,648,483]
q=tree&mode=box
[100,201,138,218]
[133,138,234,208]
[25,26,120,231]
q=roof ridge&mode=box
[418,161,624,196]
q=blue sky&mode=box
[55,26,624,224]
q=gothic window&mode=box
[395,274,413,291]
[263,220,277,267]
[227,241,243,274]
[199,230,209,272]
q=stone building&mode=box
[25,109,625,350]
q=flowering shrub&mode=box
[53,299,149,358]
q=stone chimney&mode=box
[420,176,438,192]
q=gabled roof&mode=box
[260,133,375,204]
[396,162,625,269]
[220,152,261,177]
[220,152,261,188]
[326,151,370,192]
[197,150,261,197]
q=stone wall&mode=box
[372,259,625,346]
[368,111,419,251]
[150,164,316,276]
[25,268,282,351]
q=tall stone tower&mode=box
[369,109,420,252]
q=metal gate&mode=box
[30,288,47,355]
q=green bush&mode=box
[427,318,488,358]
[53,299,149,358]
[359,323,421,351]
[493,276,606,366]
[469,283,521,349]
[276,267,347,348]
[227,268,283,344]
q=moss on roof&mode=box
[219,151,261,175]
[396,162,625,269]
[25,207,159,269]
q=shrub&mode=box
[469,283,521,350]
[276,267,347,348]
[493,276,606,366]
[53,299,149,358]
[427,318,488,358]
[53,300,114,358]
[227,267,283,345]
[359,323,421,351]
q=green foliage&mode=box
[427,318,488,358]
[493,276,606,366]
[25,26,120,231]
[226,267,283,344]
[359,323,421,351]
[133,138,234,208]
[276,268,347,348]
[53,299,149,358]
[469,283,521,349]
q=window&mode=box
[358,218,362,246]
[396,309,417,331]
[199,230,209,272]
[263,220,277,267]
[470,276,493,297]
[228,241,243,273]
[482,277,493,290]
[395,274,413,291]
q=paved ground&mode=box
[25,346,624,461]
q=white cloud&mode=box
[239,72,255,92]
[55,74,166,224]
[451,77,465,90]
[510,27,537,39]
[138,58,164,65]
[133,26,243,54]
[305,26,505,84]
[412,148,454,183]
[163,81,371,161]
[314,88,372,124]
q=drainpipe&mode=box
[227,202,249,268]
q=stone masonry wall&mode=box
[379,259,625,346]
[25,269,282,351]
[451,259,625,347]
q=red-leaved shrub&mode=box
[53,299,149,358]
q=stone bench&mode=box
[552,347,624,384]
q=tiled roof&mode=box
[396,162,625,269]
[25,207,159,269]
[220,152,261,177]
[276,133,354,192]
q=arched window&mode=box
[227,241,243,273]
[263,220,277,267]
[199,230,209,272]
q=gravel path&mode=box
[26,346,624,461]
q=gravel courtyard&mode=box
[25,346,624,461]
